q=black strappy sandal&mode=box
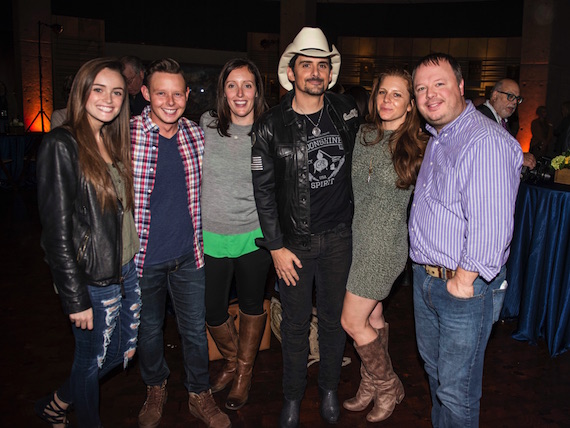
[34,392,71,427]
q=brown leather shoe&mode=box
[188,389,231,428]
[207,316,239,393]
[225,311,266,410]
[138,379,167,428]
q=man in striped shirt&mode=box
[409,53,522,427]
[131,58,230,428]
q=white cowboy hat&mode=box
[278,27,341,91]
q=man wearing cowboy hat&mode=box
[251,27,360,427]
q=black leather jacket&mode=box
[251,90,360,250]
[37,128,123,315]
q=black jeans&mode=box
[279,225,352,400]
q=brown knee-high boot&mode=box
[355,323,405,422]
[344,327,379,411]
[343,355,375,411]
[225,310,267,410]
[207,316,239,393]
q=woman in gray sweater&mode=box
[200,58,271,411]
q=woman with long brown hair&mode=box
[34,57,141,427]
[200,58,271,411]
[340,67,427,423]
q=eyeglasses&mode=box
[496,90,524,105]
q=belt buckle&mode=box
[424,264,455,279]
[438,266,455,279]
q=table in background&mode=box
[0,133,43,187]
[501,180,570,356]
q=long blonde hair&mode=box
[66,57,133,210]
[363,67,427,189]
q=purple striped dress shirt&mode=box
[409,101,523,282]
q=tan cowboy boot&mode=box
[343,359,375,411]
[355,323,405,423]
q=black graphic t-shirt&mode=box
[303,108,352,234]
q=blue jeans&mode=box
[58,260,141,428]
[138,251,209,393]
[279,225,352,400]
[412,263,507,428]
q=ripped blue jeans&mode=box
[57,259,141,428]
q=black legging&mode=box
[205,249,272,326]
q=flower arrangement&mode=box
[552,149,570,185]
[551,149,570,170]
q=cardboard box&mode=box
[554,169,570,185]
[207,299,272,361]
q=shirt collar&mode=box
[140,105,159,134]
[484,100,505,124]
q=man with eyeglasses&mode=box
[478,79,536,169]
[120,55,150,116]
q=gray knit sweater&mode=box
[200,111,261,235]
[346,126,412,301]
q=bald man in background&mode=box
[478,79,536,169]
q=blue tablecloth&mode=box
[501,181,570,356]
[0,133,43,185]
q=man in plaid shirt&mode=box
[131,58,230,428]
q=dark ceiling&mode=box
[48,0,524,51]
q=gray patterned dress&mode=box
[346,126,413,301]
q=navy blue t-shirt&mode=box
[144,134,194,265]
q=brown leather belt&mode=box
[424,264,456,279]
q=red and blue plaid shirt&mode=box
[131,106,205,275]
